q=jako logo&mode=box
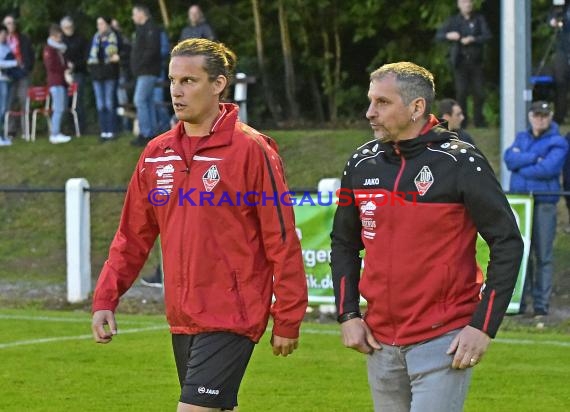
[197,386,220,395]
[363,178,380,186]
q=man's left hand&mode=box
[271,334,299,357]
[446,325,491,369]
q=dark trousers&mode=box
[553,51,570,124]
[453,62,485,127]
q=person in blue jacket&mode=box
[505,101,569,317]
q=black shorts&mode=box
[172,332,255,410]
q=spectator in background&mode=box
[438,98,476,145]
[2,14,34,140]
[130,4,161,147]
[549,3,570,124]
[0,24,18,146]
[436,0,491,128]
[111,18,133,133]
[153,27,171,134]
[61,16,89,134]
[43,24,72,144]
[179,4,215,41]
[504,101,569,317]
[87,17,120,141]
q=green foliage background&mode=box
[0,0,559,127]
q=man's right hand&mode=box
[340,318,382,355]
[92,310,117,344]
[446,31,461,41]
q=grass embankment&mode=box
[0,127,568,324]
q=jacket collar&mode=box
[528,121,560,139]
[157,103,239,155]
[381,115,455,161]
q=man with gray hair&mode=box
[60,15,89,134]
[179,4,215,41]
[331,61,523,411]
[130,4,161,146]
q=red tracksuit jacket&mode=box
[92,104,308,342]
[331,117,524,345]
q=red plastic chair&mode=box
[29,86,51,142]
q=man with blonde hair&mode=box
[92,38,307,411]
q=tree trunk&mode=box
[298,17,325,123]
[321,17,341,123]
[251,0,281,125]
[277,0,300,120]
[321,28,334,121]
[331,23,341,123]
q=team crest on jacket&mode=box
[414,166,434,196]
[202,165,221,192]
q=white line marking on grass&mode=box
[495,338,570,347]
[301,328,570,347]
[302,328,342,335]
[0,314,163,325]
[0,325,167,349]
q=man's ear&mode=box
[212,75,227,96]
[411,97,426,119]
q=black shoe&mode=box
[130,135,150,147]
[140,266,163,288]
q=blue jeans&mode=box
[522,203,557,313]
[92,79,117,134]
[134,75,158,138]
[7,76,29,136]
[153,83,171,134]
[49,85,67,136]
[367,329,473,412]
[0,80,10,135]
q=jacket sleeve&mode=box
[504,133,538,171]
[518,137,569,179]
[204,24,216,40]
[92,151,160,312]
[253,138,308,339]
[475,14,492,43]
[139,25,161,67]
[21,34,35,73]
[435,17,454,42]
[330,162,364,317]
[42,47,58,74]
[458,149,524,338]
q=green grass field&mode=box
[0,309,569,411]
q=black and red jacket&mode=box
[331,116,523,345]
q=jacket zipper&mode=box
[390,145,406,344]
[161,145,190,312]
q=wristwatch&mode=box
[337,311,362,324]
